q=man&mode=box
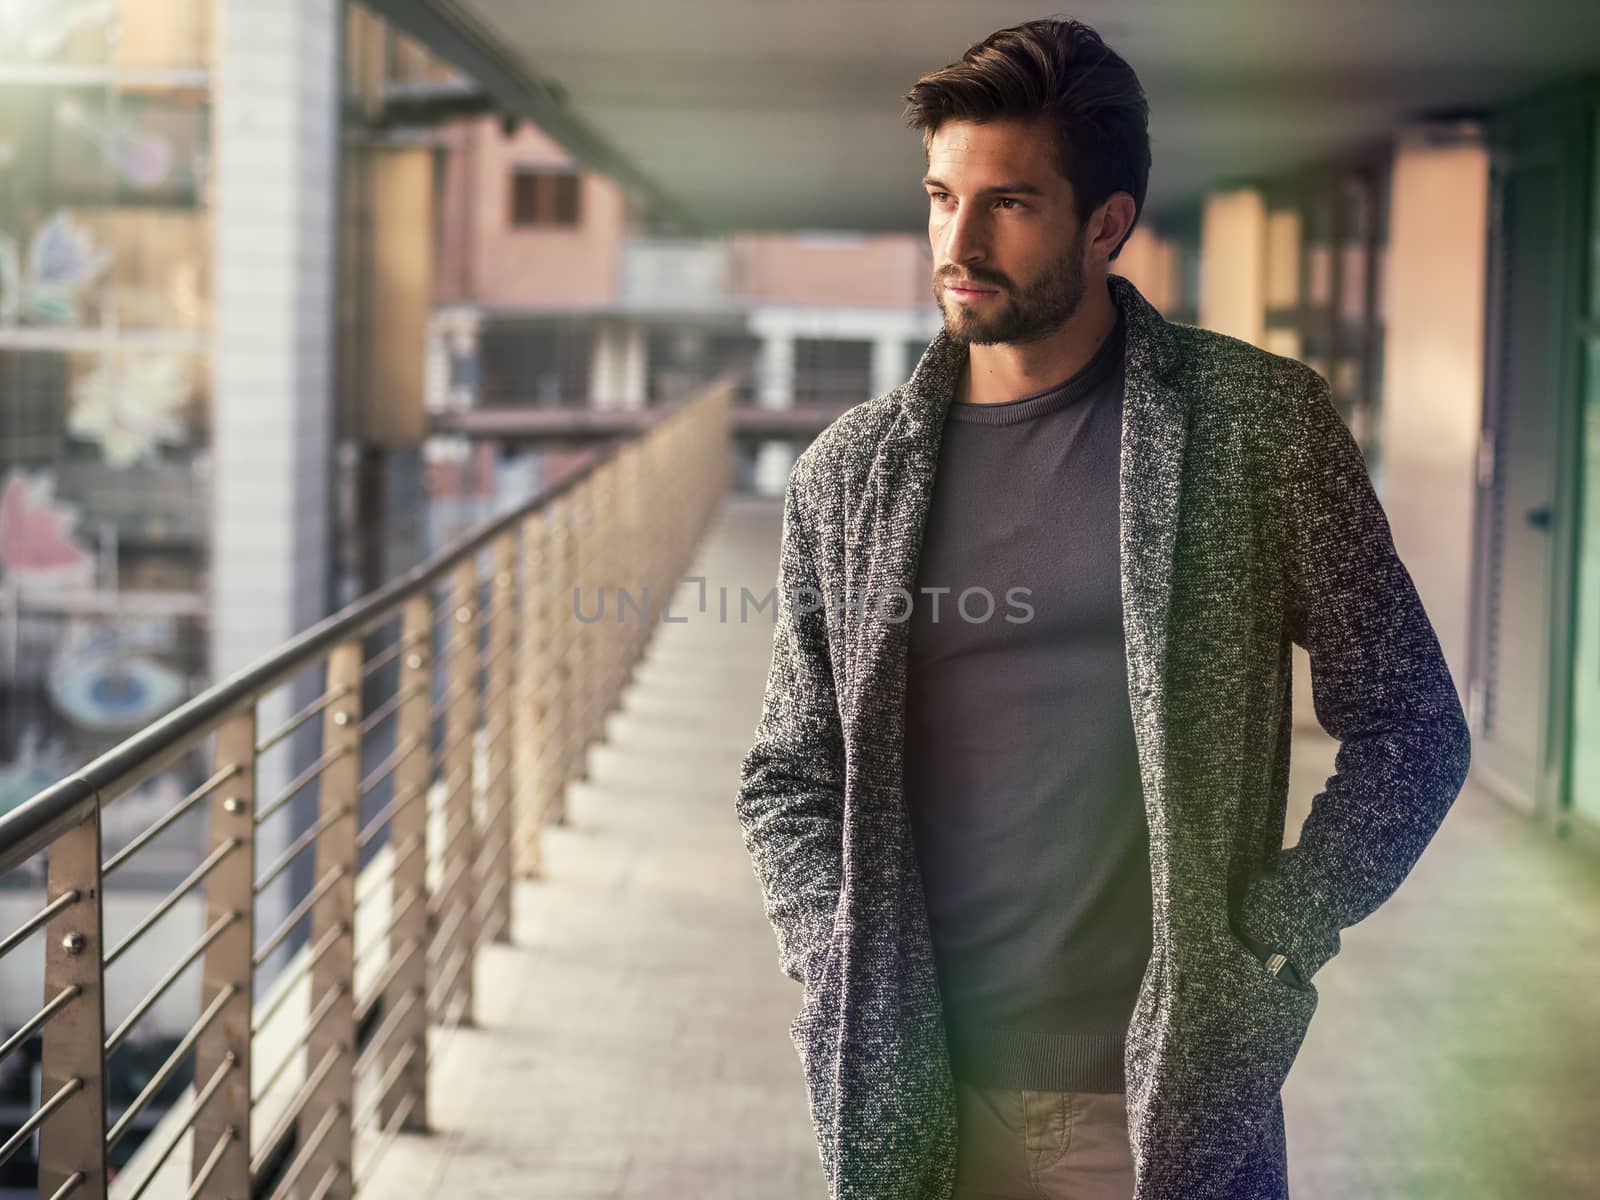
[735,17,1470,1200]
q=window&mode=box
[794,338,873,407]
[477,319,593,408]
[509,169,581,228]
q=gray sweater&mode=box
[903,312,1150,1092]
[736,274,1471,1200]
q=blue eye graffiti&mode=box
[46,628,188,734]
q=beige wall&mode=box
[730,233,931,307]
[434,116,629,308]
[1376,131,1488,700]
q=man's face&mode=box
[923,116,1090,346]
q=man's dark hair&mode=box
[902,17,1151,260]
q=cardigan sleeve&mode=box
[1239,365,1472,984]
[736,467,847,988]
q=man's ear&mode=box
[1091,192,1138,262]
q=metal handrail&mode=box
[0,379,733,1200]
[0,401,644,872]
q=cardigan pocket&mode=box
[1150,932,1319,1190]
[1183,931,1319,1108]
[1228,928,1315,997]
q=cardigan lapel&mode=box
[847,275,1189,848]
[1112,278,1190,908]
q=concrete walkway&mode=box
[363,493,1600,1200]
[362,494,816,1198]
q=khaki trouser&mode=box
[951,1078,1135,1200]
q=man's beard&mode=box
[937,225,1088,346]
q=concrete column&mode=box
[619,323,647,410]
[1114,227,1178,313]
[445,309,481,410]
[1199,187,1267,346]
[754,441,799,498]
[587,320,647,411]
[758,331,795,410]
[588,320,616,410]
[211,0,342,964]
[425,320,449,411]
[1261,209,1304,361]
[871,333,904,398]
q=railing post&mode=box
[612,450,629,676]
[602,460,628,721]
[623,443,649,664]
[37,812,107,1200]
[482,533,516,944]
[718,382,733,496]
[304,641,363,1200]
[385,598,431,1132]
[642,429,667,635]
[550,493,581,820]
[569,477,596,790]
[597,460,622,732]
[191,711,256,1198]
[663,417,685,592]
[591,473,608,765]
[613,455,632,720]
[434,560,479,1024]
[514,509,551,879]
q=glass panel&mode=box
[0,0,213,911]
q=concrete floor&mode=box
[362,494,1600,1200]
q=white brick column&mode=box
[211,0,342,963]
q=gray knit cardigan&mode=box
[735,273,1471,1199]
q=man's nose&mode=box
[941,206,988,266]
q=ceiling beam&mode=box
[357,0,700,233]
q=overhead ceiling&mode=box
[381,0,1600,234]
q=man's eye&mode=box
[926,193,1024,210]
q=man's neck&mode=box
[956,277,1119,407]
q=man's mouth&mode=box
[946,281,999,302]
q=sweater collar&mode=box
[895,272,1182,442]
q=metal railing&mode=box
[0,381,732,1200]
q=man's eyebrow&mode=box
[921,176,1046,197]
